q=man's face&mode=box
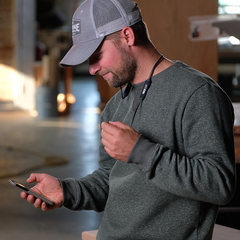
[89,39,137,88]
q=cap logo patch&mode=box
[72,20,81,36]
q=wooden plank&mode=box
[82,230,98,240]
[82,225,240,240]
[0,0,15,45]
[233,104,240,163]
[0,0,15,68]
[212,224,240,240]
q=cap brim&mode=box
[60,37,105,67]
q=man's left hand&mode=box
[101,121,140,162]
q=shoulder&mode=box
[150,61,232,115]
[154,61,225,96]
[167,61,215,86]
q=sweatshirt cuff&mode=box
[127,134,156,170]
[58,178,81,209]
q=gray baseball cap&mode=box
[60,0,142,67]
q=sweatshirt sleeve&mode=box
[59,111,117,212]
[59,90,124,212]
[59,166,109,212]
[128,83,236,205]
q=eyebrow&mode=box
[93,49,101,55]
[91,49,101,59]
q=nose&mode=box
[89,60,101,76]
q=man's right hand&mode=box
[20,173,63,212]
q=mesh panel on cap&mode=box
[118,0,142,25]
[93,0,122,30]
[92,0,141,37]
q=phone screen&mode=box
[9,179,54,206]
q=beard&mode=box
[107,47,137,88]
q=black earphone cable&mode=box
[130,55,164,126]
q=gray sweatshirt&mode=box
[60,61,235,240]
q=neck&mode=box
[132,47,173,84]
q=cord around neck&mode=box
[139,55,164,100]
[121,55,164,100]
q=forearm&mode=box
[128,82,236,205]
[128,135,235,205]
[60,167,110,212]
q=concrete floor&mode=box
[0,77,103,240]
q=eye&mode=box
[94,52,102,60]
[89,52,102,64]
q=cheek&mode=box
[102,51,121,69]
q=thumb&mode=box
[109,121,128,130]
[27,173,44,184]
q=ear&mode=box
[120,27,135,46]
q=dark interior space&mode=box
[216,163,240,229]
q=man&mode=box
[21,0,236,239]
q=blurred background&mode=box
[0,0,239,239]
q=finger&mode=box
[109,121,129,130]
[41,202,52,212]
[33,198,43,209]
[101,128,113,143]
[27,194,36,204]
[20,191,28,199]
[101,124,117,145]
[104,146,113,158]
[101,122,118,135]
[101,128,122,150]
[101,136,112,150]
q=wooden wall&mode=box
[136,0,218,80]
[98,0,219,105]
[0,0,16,101]
[0,0,16,68]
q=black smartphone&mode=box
[9,179,54,206]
